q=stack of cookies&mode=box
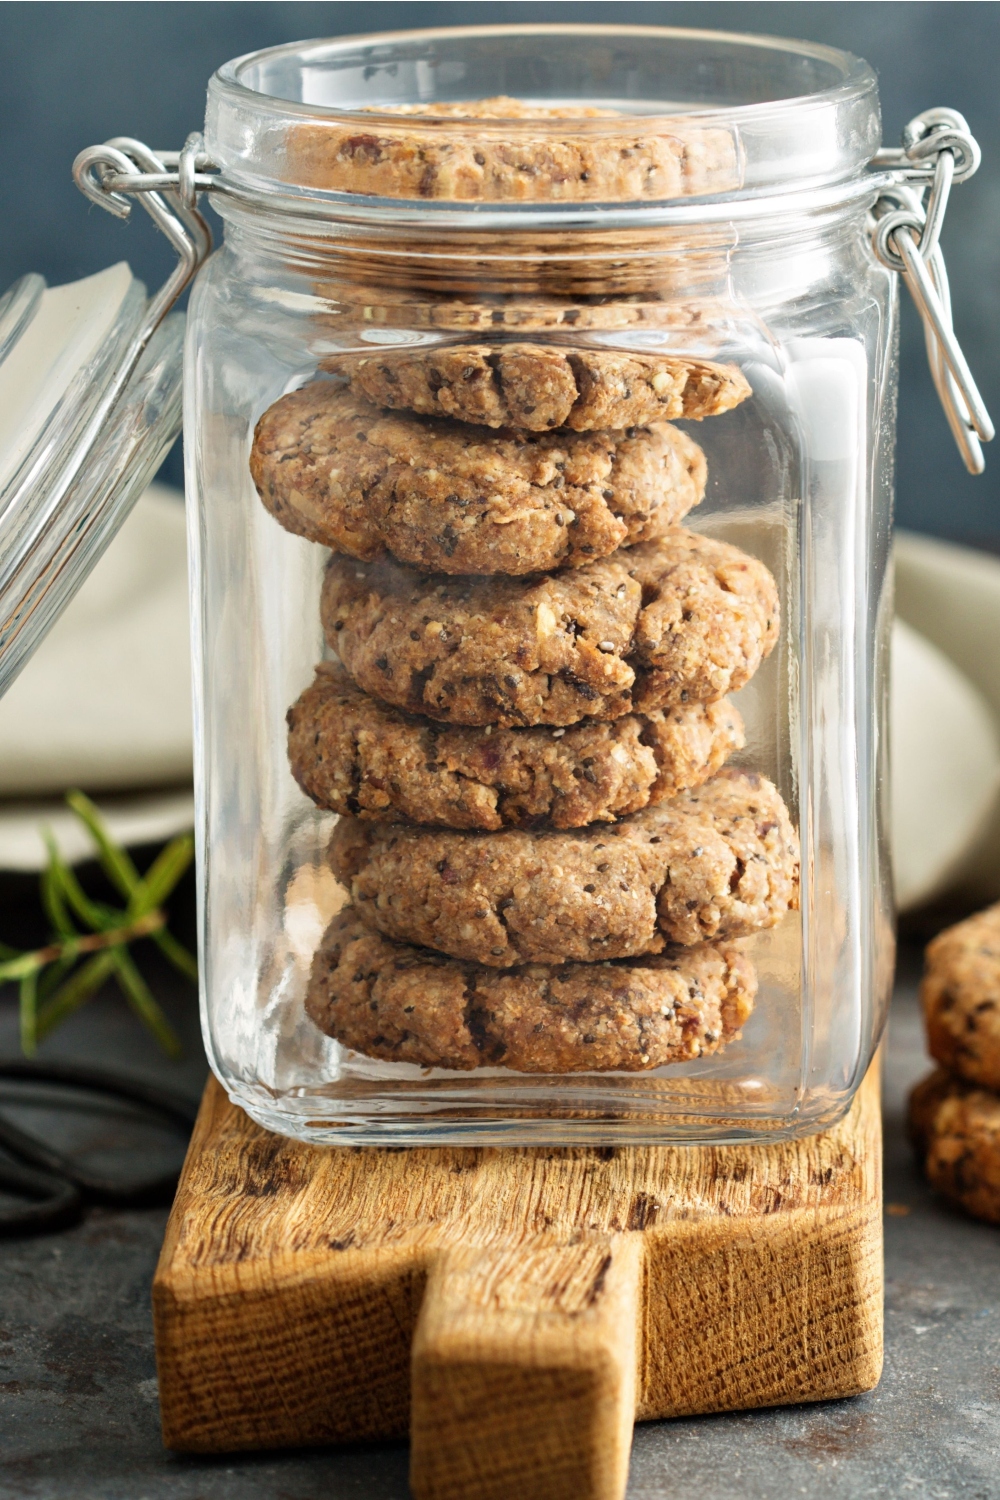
[909,902,1000,1224]
[251,335,800,1075]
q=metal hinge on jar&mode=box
[73,134,215,320]
[872,109,994,474]
[74,113,995,475]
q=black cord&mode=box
[0,1060,199,1236]
[0,1155,81,1234]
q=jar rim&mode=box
[215,23,875,123]
[205,23,881,219]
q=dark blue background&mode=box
[3,2,998,545]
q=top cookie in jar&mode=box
[286,95,740,203]
[333,343,750,433]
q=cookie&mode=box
[251,381,705,574]
[316,228,731,301]
[320,286,728,334]
[921,902,1000,1090]
[909,1069,1000,1226]
[305,906,756,1073]
[287,95,739,204]
[330,767,799,965]
[288,662,744,831]
[322,529,779,727]
[624,531,781,713]
[336,344,750,432]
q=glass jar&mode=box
[17,25,988,1146]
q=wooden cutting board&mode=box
[153,1064,882,1500]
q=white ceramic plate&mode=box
[0,482,191,795]
[891,617,1000,910]
[0,789,195,873]
[0,482,193,868]
[895,530,1000,905]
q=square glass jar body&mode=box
[186,27,897,1144]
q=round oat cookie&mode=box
[288,662,744,831]
[286,95,740,204]
[322,528,779,728]
[909,1068,1000,1226]
[921,902,1000,1090]
[250,381,705,575]
[330,767,799,966]
[337,344,750,432]
[305,906,756,1073]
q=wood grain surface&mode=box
[154,1065,882,1500]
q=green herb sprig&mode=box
[0,791,197,1058]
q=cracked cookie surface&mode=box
[322,528,779,727]
[305,906,756,1073]
[287,95,740,203]
[251,381,705,574]
[909,1068,1000,1225]
[330,767,799,965]
[288,661,743,830]
[336,344,750,432]
[921,901,1000,1089]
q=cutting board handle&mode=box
[410,1233,643,1500]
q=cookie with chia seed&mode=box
[330,767,799,965]
[322,528,779,727]
[250,381,705,574]
[305,906,756,1073]
[921,902,1000,1090]
[324,549,639,726]
[336,344,750,432]
[909,1068,1000,1226]
[288,661,744,830]
[624,529,781,711]
[287,95,740,204]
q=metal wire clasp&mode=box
[871,109,994,474]
[72,135,215,339]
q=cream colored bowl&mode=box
[894,530,1000,908]
[0,483,193,868]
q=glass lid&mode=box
[0,265,184,698]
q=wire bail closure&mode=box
[72,135,214,360]
[872,109,994,474]
[74,110,994,475]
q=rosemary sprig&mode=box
[1,790,197,1058]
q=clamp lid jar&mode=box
[29,23,991,1144]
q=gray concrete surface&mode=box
[0,936,997,1500]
